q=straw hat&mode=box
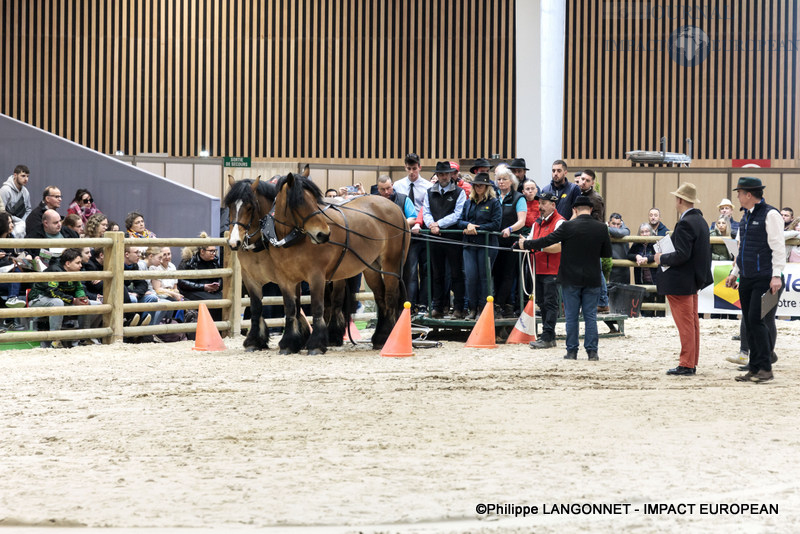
[670,182,700,204]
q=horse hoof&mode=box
[307,348,325,356]
[245,347,256,352]
[279,348,292,355]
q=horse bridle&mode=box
[264,199,335,248]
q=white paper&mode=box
[654,235,674,271]
[723,238,739,260]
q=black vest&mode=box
[427,185,461,226]
[500,190,523,228]
[736,200,778,279]
[391,191,408,212]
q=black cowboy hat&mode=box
[572,196,594,208]
[469,158,493,174]
[733,176,766,191]
[434,161,456,174]
[471,172,493,186]
[507,158,529,170]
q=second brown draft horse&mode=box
[226,171,409,354]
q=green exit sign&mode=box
[224,157,251,168]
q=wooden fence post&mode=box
[222,234,242,338]
[103,231,125,344]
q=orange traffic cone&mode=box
[506,297,537,344]
[344,318,363,341]
[192,303,226,351]
[381,302,414,357]
[465,296,498,349]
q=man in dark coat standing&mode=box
[653,183,713,376]
[519,196,612,361]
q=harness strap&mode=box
[327,205,349,281]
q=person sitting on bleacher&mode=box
[25,185,62,239]
[123,246,161,328]
[125,211,157,238]
[28,209,66,268]
[28,248,101,348]
[178,233,222,321]
[61,213,84,238]
[67,189,101,224]
[84,213,109,238]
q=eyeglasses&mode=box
[82,197,93,203]
[202,248,218,254]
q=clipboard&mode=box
[760,286,784,319]
[653,235,674,271]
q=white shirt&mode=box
[393,175,433,213]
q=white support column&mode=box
[516,0,566,184]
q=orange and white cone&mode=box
[506,297,537,344]
[381,302,414,357]
[465,296,498,349]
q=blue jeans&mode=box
[561,284,601,352]
[599,267,609,307]
[463,245,498,310]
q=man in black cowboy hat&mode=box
[507,158,532,193]
[541,159,581,220]
[469,158,493,175]
[422,161,468,319]
[518,195,612,360]
[724,177,785,384]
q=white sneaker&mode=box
[5,296,25,308]
[725,351,749,365]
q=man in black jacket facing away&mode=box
[518,196,612,361]
[653,183,713,376]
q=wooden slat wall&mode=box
[0,0,516,162]
[564,0,799,163]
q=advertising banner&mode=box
[698,261,800,316]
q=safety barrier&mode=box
[0,232,377,346]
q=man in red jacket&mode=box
[525,192,565,349]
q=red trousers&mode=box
[667,293,700,368]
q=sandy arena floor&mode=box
[1,317,798,533]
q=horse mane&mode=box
[224,179,277,208]
[277,173,324,209]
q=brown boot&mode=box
[750,369,774,383]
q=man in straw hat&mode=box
[653,182,713,376]
[724,177,785,384]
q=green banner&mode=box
[224,157,251,168]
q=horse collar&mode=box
[262,204,304,248]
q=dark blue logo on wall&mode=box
[668,25,711,66]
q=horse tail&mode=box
[343,278,357,345]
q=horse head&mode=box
[274,168,331,244]
[225,175,274,250]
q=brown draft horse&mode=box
[225,171,409,354]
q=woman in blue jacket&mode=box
[457,173,502,320]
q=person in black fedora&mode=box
[422,161,468,319]
[469,158,493,175]
[518,194,612,360]
[725,176,785,384]
[507,158,531,193]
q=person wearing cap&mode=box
[456,172,502,320]
[518,195,612,360]
[724,177,785,384]
[711,198,740,238]
[653,183,714,376]
[541,159,581,220]
[394,153,433,311]
[422,161,468,319]
[524,191,565,349]
[448,161,472,197]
